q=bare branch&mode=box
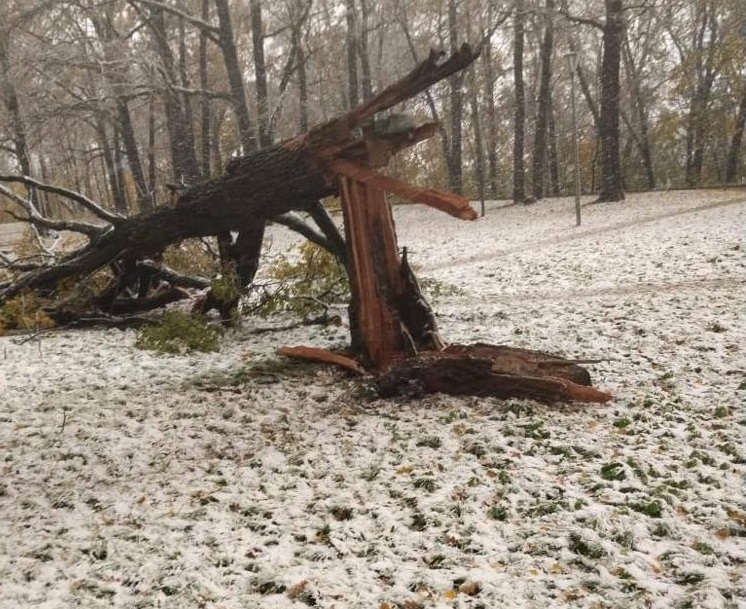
[272,212,334,253]
[135,260,210,290]
[126,0,220,38]
[558,9,603,30]
[0,251,49,272]
[0,184,105,239]
[0,175,124,225]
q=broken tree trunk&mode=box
[0,43,610,403]
[0,45,479,305]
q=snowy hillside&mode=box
[1,189,744,609]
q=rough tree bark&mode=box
[512,0,527,203]
[597,0,625,202]
[531,0,555,200]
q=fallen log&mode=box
[376,345,611,403]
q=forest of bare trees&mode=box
[0,0,744,218]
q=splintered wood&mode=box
[338,176,411,368]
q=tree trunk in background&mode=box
[215,0,257,153]
[531,0,554,200]
[548,104,560,195]
[597,0,625,202]
[90,12,152,212]
[0,27,43,215]
[359,0,374,101]
[622,35,655,189]
[447,0,464,196]
[512,0,526,203]
[469,70,486,213]
[684,0,719,187]
[149,7,200,183]
[97,118,127,213]
[117,99,152,212]
[483,37,499,199]
[250,0,271,148]
[725,81,746,183]
[199,0,211,176]
[346,0,359,109]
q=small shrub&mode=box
[254,242,348,318]
[135,310,222,354]
[162,239,219,277]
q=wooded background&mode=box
[1,0,744,218]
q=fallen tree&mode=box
[0,44,611,404]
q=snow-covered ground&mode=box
[1,190,744,609]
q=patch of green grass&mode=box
[676,571,706,585]
[717,442,739,458]
[438,410,468,424]
[625,457,648,483]
[713,405,729,418]
[568,532,606,559]
[628,499,664,518]
[410,513,428,531]
[520,419,550,439]
[650,522,672,537]
[524,498,572,517]
[548,444,573,458]
[692,541,715,555]
[487,505,508,521]
[600,462,626,481]
[416,436,442,449]
[505,402,535,417]
[611,529,635,549]
[329,506,353,521]
[613,416,632,429]
[413,477,437,492]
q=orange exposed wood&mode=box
[329,159,477,220]
[279,346,365,375]
[339,176,408,367]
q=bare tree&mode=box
[513,0,527,203]
[596,0,625,202]
[250,0,272,148]
[531,0,555,200]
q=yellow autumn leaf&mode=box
[443,589,457,600]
